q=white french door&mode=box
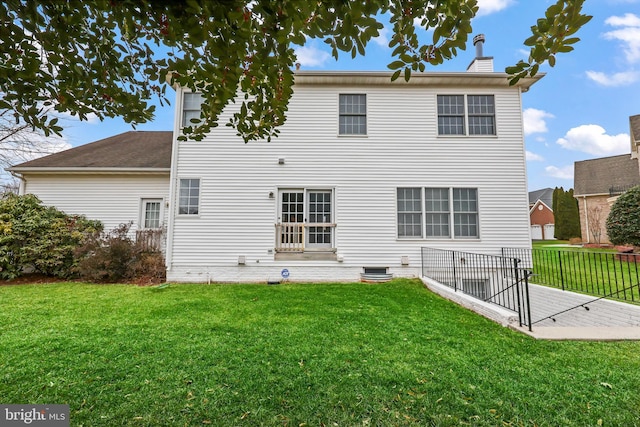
[278,189,333,250]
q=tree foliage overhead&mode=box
[1,0,591,142]
[606,186,640,247]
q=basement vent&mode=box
[361,267,393,283]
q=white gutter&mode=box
[6,167,171,174]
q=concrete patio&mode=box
[423,277,640,340]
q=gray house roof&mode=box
[574,154,640,196]
[528,187,554,208]
[8,131,173,172]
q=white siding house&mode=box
[8,47,541,283]
[165,63,542,282]
[8,131,172,236]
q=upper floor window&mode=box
[437,95,495,136]
[339,94,367,135]
[178,178,200,215]
[182,92,203,127]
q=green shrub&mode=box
[0,194,102,280]
[606,185,640,246]
[75,223,165,283]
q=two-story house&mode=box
[164,56,542,282]
[8,39,542,283]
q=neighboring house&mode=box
[528,187,555,240]
[8,37,543,283]
[7,131,172,242]
[574,115,640,244]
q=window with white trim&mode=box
[452,188,479,238]
[339,94,367,135]
[437,95,495,136]
[142,199,163,229]
[397,188,423,238]
[397,187,479,239]
[182,92,203,127]
[178,178,200,215]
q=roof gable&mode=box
[9,131,172,170]
[528,187,554,207]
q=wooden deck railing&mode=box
[136,228,165,252]
[275,223,336,252]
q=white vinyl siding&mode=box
[167,79,531,281]
[22,174,168,233]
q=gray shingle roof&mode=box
[9,131,172,170]
[528,187,554,207]
[574,154,640,196]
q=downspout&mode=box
[8,170,26,195]
[582,196,590,244]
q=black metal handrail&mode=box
[421,247,532,330]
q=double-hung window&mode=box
[397,187,479,239]
[437,95,495,136]
[339,94,367,135]
[178,178,200,215]
[182,92,204,127]
[397,188,423,238]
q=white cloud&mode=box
[476,0,515,16]
[373,26,391,48]
[556,124,629,156]
[526,151,544,161]
[293,46,331,67]
[585,70,640,86]
[523,108,554,135]
[545,165,574,180]
[604,13,640,63]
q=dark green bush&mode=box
[0,193,102,280]
[74,223,165,283]
[606,185,640,246]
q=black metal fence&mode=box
[502,247,640,303]
[421,247,532,329]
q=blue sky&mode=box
[50,0,640,192]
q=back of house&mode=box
[165,65,541,282]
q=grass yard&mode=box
[525,242,640,303]
[1,279,640,426]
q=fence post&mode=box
[513,257,523,328]
[523,268,532,332]
[452,251,458,292]
[558,251,565,291]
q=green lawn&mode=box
[2,279,640,426]
[524,242,640,302]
